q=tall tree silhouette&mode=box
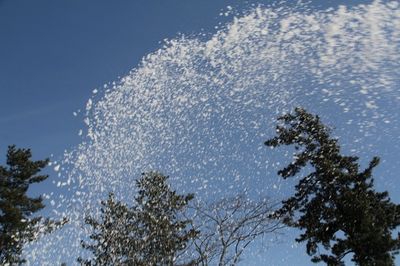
[78,193,135,265]
[265,108,400,265]
[80,172,198,266]
[0,145,63,264]
[133,172,198,265]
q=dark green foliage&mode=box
[265,108,400,265]
[80,172,198,266]
[78,193,136,265]
[0,145,54,264]
[134,172,198,265]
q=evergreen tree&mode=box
[78,193,136,265]
[265,108,400,265]
[80,172,198,266]
[134,172,198,265]
[136,172,198,265]
[0,145,58,264]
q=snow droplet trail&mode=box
[25,1,400,264]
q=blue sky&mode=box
[0,0,365,158]
[0,0,396,265]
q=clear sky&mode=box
[0,0,396,265]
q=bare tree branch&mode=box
[187,195,285,266]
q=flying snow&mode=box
[25,1,400,264]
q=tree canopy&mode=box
[78,193,134,265]
[265,108,400,265]
[0,145,59,264]
[80,172,198,266]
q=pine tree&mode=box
[78,193,136,265]
[265,108,400,265]
[0,145,57,264]
[133,172,198,265]
[80,172,198,266]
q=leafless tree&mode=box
[186,195,284,266]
